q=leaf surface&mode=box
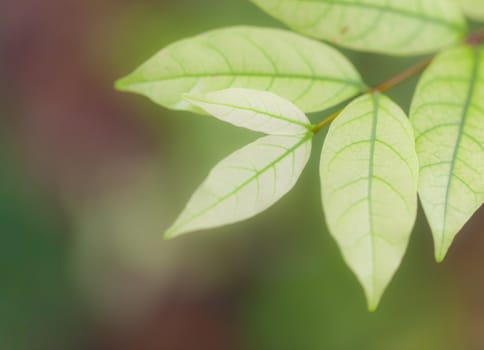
[185,88,312,135]
[116,26,364,113]
[410,45,484,262]
[165,133,312,238]
[251,0,467,56]
[456,0,484,21]
[320,93,418,310]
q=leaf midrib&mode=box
[440,47,480,256]
[123,72,364,88]
[165,134,312,236]
[185,94,313,130]
[286,0,463,31]
[367,92,379,306]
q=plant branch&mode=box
[311,109,342,133]
[370,57,433,93]
[312,57,431,134]
[312,28,484,135]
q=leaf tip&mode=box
[367,303,378,313]
[164,223,190,240]
[114,76,131,92]
[361,277,389,313]
[114,68,146,93]
[163,228,177,240]
[365,293,382,313]
[434,248,448,264]
[434,235,454,263]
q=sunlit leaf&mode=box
[320,93,418,310]
[116,26,365,113]
[165,133,312,239]
[251,0,467,56]
[410,45,484,262]
[184,88,312,135]
[456,0,484,21]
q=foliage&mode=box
[116,0,484,310]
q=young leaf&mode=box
[410,45,484,262]
[320,93,418,310]
[165,133,312,239]
[116,26,365,113]
[251,0,467,56]
[184,88,312,135]
[456,0,484,21]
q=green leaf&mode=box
[410,45,484,262]
[456,0,484,21]
[251,0,467,56]
[165,133,312,239]
[116,26,365,113]
[320,93,418,310]
[184,88,312,135]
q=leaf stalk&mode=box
[313,28,484,134]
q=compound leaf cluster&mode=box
[116,0,484,310]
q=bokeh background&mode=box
[1,1,483,349]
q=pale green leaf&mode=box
[251,0,467,56]
[165,133,312,238]
[456,0,484,21]
[116,26,365,113]
[184,88,312,135]
[410,45,484,262]
[320,93,418,310]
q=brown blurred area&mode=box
[1,0,155,199]
[1,1,246,349]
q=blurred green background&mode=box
[1,1,483,349]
